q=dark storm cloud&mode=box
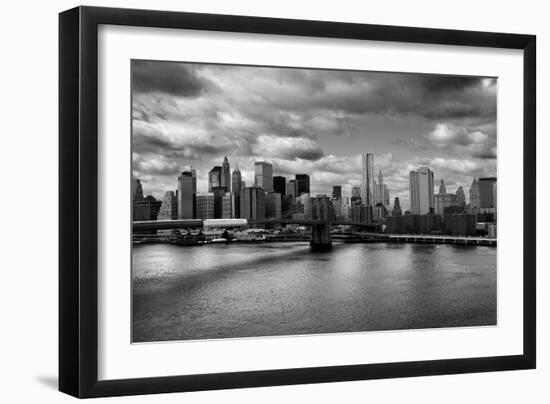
[132,60,210,97]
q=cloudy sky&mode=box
[132,60,497,210]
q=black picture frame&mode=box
[59,6,536,398]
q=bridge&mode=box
[132,218,380,250]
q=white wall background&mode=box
[0,0,547,402]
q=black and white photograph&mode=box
[131,60,498,343]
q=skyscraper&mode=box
[469,178,480,209]
[221,156,231,192]
[361,153,375,206]
[295,174,310,196]
[157,190,178,220]
[391,197,402,216]
[208,166,222,192]
[195,193,215,219]
[409,166,434,215]
[286,180,297,200]
[265,192,282,219]
[273,176,286,196]
[232,163,243,217]
[254,161,273,191]
[478,177,497,208]
[374,169,389,206]
[241,187,266,222]
[456,186,466,207]
[332,185,342,200]
[178,169,196,219]
[222,192,235,219]
[434,179,457,216]
[132,178,144,200]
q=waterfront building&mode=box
[134,194,162,222]
[295,174,310,196]
[443,213,477,236]
[208,166,222,192]
[178,169,196,219]
[157,190,178,220]
[195,193,215,219]
[391,197,402,216]
[254,161,273,191]
[221,156,231,192]
[478,177,497,208]
[232,163,242,217]
[332,185,342,200]
[409,166,434,215]
[273,176,286,196]
[434,179,458,216]
[222,192,235,219]
[241,186,266,222]
[361,153,375,206]
[385,214,443,235]
[266,191,282,219]
[203,218,248,229]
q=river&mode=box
[132,242,496,342]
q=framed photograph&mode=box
[59,6,536,398]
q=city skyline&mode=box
[132,60,497,211]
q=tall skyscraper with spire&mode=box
[221,156,231,192]
[232,163,243,217]
[361,153,375,206]
[374,169,389,206]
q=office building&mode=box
[132,178,144,200]
[286,179,297,201]
[211,186,226,219]
[478,177,497,208]
[266,192,282,219]
[222,192,235,219]
[178,169,196,219]
[374,169,389,206]
[391,197,402,216]
[232,163,243,217]
[221,156,231,192]
[409,166,434,215]
[295,174,310,196]
[196,193,215,219]
[456,186,466,207]
[361,153,375,206]
[254,161,273,191]
[157,190,178,220]
[434,179,458,216]
[208,166,222,192]
[273,176,286,196]
[332,185,342,200]
[241,187,266,222]
[469,178,480,209]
